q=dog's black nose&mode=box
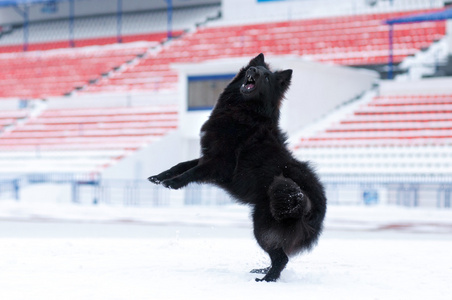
[248,67,257,74]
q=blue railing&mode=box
[0,179,20,201]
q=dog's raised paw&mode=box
[147,176,161,184]
[161,178,183,190]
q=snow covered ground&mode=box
[1,201,451,300]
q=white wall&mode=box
[0,99,25,110]
[102,131,186,181]
[47,91,178,109]
[380,77,452,95]
[278,59,378,134]
[173,55,378,137]
[19,183,72,204]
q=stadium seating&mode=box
[0,42,153,99]
[293,92,452,176]
[0,4,222,99]
[0,4,220,51]
[82,9,446,94]
[0,109,30,130]
[0,105,178,175]
[0,5,448,178]
[0,8,444,99]
[295,94,452,147]
[0,31,178,53]
[294,144,452,176]
[0,105,178,150]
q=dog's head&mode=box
[219,53,292,121]
[231,54,292,109]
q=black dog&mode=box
[148,53,326,282]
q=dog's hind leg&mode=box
[148,159,199,184]
[255,248,288,282]
[268,175,311,221]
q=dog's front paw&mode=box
[147,176,162,184]
[161,178,185,190]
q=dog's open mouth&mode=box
[241,75,256,93]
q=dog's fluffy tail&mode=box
[268,175,311,221]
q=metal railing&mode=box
[1,173,451,208]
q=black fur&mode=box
[148,53,327,282]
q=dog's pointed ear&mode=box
[249,53,265,66]
[276,69,292,88]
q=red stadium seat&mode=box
[79,9,446,95]
[295,94,452,148]
[0,9,445,98]
[0,105,178,152]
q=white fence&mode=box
[1,174,451,208]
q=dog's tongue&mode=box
[246,83,255,90]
